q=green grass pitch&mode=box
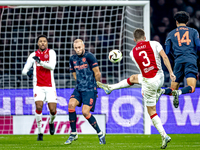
[0,134,200,150]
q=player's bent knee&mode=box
[68,98,79,109]
[68,99,77,109]
[82,110,90,118]
[35,102,43,111]
[68,103,76,109]
[130,75,137,83]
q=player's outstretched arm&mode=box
[22,52,34,77]
[72,72,76,81]
[92,66,101,82]
[159,50,176,82]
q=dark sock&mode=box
[164,88,172,95]
[69,109,77,132]
[181,86,193,94]
[86,114,101,133]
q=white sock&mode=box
[97,131,103,135]
[151,114,166,138]
[109,79,131,90]
[178,90,182,95]
[49,112,57,124]
[35,111,42,134]
[71,132,77,135]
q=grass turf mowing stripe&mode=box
[0,134,200,150]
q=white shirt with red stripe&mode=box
[22,49,56,88]
[130,41,163,79]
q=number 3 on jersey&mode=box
[139,51,150,67]
[174,31,191,46]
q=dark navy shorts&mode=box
[173,62,198,83]
[70,89,98,112]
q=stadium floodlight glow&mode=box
[0,0,150,135]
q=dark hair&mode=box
[174,11,190,24]
[37,35,48,43]
[133,28,145,40]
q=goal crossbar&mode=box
[0,1,149,6]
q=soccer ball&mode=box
[108,49,122,63]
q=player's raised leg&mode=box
[82,105,105,144]
[35,101,44,141]
[65,97,79,145]
[97,74,141,94]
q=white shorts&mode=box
[142,73,164,106]
[138,74,143,84]
[33,86,57,103]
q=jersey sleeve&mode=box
[86,53,98,69]
[194,29,199,41]
[155,41,163,53]
[193,30,200,51]
[69,56,75,72]
[164,33,172,54]
[40,49,56,70]
[165,32,171,46]
[22,52,35,75]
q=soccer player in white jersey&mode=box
[98,29,176,149]
[22,35,57,141]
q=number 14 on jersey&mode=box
[174,31,191,46]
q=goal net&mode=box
[0,2,150,89]
[0,1,150,135]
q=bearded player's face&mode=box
[38,37,48,51]
[74,42,85,56]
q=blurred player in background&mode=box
[98,29,175,149]
[64,39,106,145]
[22,35,57,141]
[157,11,200,108]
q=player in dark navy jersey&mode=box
[64,39,106,145]
[69,50,98,91]
[157,11,200,108]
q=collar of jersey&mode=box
[137,40,146,44]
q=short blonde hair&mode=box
[74,39,84,44]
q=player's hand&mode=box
[27,70,33,78]
[33,56,41,63]
[170,73,176,82]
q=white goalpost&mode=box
[0,0,150,134]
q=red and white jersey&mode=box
[22,49,56,87]
[130,41,163,79]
